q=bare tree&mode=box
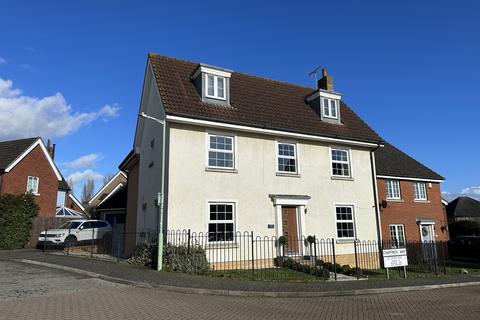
[81,178,95,205]
[67,178,75,194]
[103,173,115,185]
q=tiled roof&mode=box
[149,54,382,144]
[375,142,444,181]
[0,137,39,171]
[447,196,480,218]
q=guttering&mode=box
[376,175,444,183]
[166,115,381,148]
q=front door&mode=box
[282,206,299,255]
[420,223,436,260]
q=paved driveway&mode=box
[1,260,479,320]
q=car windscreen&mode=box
[59,221,82,229]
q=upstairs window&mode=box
[26,176,39,194]
[331,148,351,177]
[386,179,401,200]
[208,134,235,169]
[277,143,297,173]
[413,182,427,200]
[56,191,66,207]
[322,98,339,119]
[206,74,226,100]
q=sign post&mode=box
[382,248,408,279]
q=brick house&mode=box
[0,137,85,217]
[375,142,449,245]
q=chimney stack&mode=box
[317,68,334,91]
[46,139,56,160]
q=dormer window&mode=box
[206,74,226,100]
[322,98,339,119]
[192,64,232,106]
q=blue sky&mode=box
[0,0,479,200]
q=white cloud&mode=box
[67,169,104,196]
[0,78,119,140]
[442,186,480,201]
[63,153,103,170]
[0,57,6,64]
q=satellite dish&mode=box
[381,200,388,208]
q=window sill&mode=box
[276,172,301,178]
[414,200,430,203]
[205,167,238,174]
[336,239,356,244]
[331,176,354,181]
[386,199,404,202]
[26,192,40,196]
[206,243,239,249]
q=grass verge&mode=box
[203,268,323,282]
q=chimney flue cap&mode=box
[321,68,327,77]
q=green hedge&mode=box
[449,221,480,238]
[0,194,39,249]
[273,257,330,279]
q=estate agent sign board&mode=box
[383,248,408,268]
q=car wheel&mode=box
[64,235,77,247]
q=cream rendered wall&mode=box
[167,122,378,254]
[134,62,166,234]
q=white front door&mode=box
[420,224,434,242]
[419,223,436,260]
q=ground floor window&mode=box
[335,205,355,239]
[389,224,406,248]
[208,203,235,242]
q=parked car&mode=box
[38,219,112,247]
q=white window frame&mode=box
[276,142,298,174]
[26,176,39,195]
[205,74,226,100]
[206,133,235,170]
[321,98,339,119]
[207,202,236,243]
[386,179,401,200]
[330,147,351,178]
[389,224,406,248]
[413,182,427,201]
[334,205,356,240]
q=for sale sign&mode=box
[383,248,408,268]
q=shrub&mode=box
[320,267,330,280]
[315,259,325,267]
[0,194,38,249]
[127,242,209,273]
[323,262,333,271]
[340,264,352,274]
[449,221,480,237]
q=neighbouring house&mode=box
[446,197,480,223]
[123,53,384,266]
[0,137,84,217]
[89,171,127,226]
[375,142,449,246]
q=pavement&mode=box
[1,257,480,320]
[1,249,480,297]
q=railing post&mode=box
[251,231,255,279]
[116,232,121,262]
[331,239,337,281]
[43,219,48,253]
[354,240,360,280]
[313,236,318,277]
[91,226,94,259]
[187,229,191,254]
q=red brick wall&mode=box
[65,193,86,214]
[0,145,59,217]
[377,179,449,242]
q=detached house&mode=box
[124,54,384,264]
[0,137,85,217]
[375,142,448,246]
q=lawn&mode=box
[204,268,323,282]
[365,261,480,280]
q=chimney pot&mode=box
[321,68,327,77]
